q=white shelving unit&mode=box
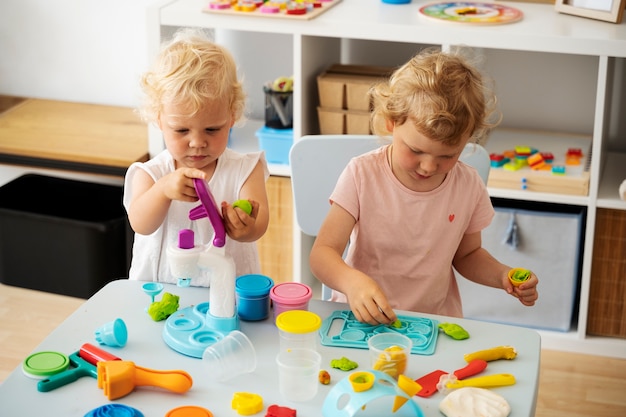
[147,0,626,358]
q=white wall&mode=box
[0,0,153,108]
[2,1,624,150]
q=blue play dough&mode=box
[84,404,144,417]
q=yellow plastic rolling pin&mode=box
[438,373,516,395]
[464,346,517,362]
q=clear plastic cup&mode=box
[270,282,312,323]
[202,330,257,381]
[367,332,412,380]
[276,348,321,402]
[275,310,321,352]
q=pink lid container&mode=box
[270,282,313,321]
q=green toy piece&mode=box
[148,292,180,321]
[508,267,532,287]
[438,322,470,340]
[352,375,369,383]
[330,357,359,371]
[512,269,530,281]
[390,319,402,328]
[233,199,253,215]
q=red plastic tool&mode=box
[79,343,122,365]
[415,359,487,397]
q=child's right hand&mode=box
[345,273,397,326]
[128,167,208,236]
[160,168,206,203]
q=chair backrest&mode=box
[460,142,491,185]
[290,135,383,236]
[290,134,491,237]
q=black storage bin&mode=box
[0,174,131,298]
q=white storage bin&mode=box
[457,198,585,332]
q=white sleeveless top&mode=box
[123,148,268,286]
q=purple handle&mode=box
[189,178,226,248]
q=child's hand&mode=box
[344,273,397,326]
[505,270,539,307]
[221,199,260,242]
[160,168,206,202]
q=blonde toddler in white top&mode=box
[123,28,269,284]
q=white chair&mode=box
[459,141,491,185]
[290,134,491,299]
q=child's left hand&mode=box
[221,200,260,242]
[506,271,539,307]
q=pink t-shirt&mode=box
[329,145,494,317]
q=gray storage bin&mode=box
[457,198,585,332]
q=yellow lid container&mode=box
[275,310,321,351]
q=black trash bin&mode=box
[0,174,132,298]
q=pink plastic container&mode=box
[270,282,313,323]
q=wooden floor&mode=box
[1,96,625,415]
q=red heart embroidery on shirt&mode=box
[449,214,455,222]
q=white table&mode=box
[0,280,540,416]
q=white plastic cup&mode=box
[276,348,321,402]
[202,330,257,381]
[367,332,412,380]
[94,318,128,347]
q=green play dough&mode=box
[330,357,359,371]
[233,199,252,215]
[438,322,470,340]
[511,269,531,282]
[148,292,180,321]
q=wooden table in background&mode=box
[0,99,148,176]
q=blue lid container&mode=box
[236,274,274,321]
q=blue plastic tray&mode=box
[319,310,439,355]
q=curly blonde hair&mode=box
[370,48,500,146]
[139,28,246,125]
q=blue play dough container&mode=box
[235,274,274,321]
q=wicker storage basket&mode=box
[587,208,626,338]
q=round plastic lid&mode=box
[22,351,69,378]
[84,404,144,417]
[276,310,322,333]
[165,406,213,417]
[270,282,312,305]
[236,274,274,297]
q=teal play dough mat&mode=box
[320,310,439,355]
